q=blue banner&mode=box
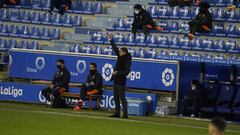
[0,82,157,113]
[9,49,179,91]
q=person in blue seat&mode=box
[73,62,103,111]
[187,2,212,40]
[0,0,20,8]
[49,0,72,15]
[209,118,226,135]
[41,59,71,107]
[227,0,239,10]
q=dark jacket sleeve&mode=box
[196,12,212,26]
[139,12,154,26]
[66,0,72,8]
[88,73,103,90]
[58,70,70,88]
[51,72,57,84]
[116,55,132,76]
[110,40,119,57]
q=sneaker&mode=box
[73,105,81,111]
[109,114,120,118]
[156,26,163,31]
[122,115,128,119]
[190,114,195,118]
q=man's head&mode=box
[119,47,128,57]
[209,118,226,135]
[199,2,210,13]
[90,62,97,75]
[191,80,199,90]
[56,59,65,69]
[133,4,142,15]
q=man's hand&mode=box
[108,33,113,41]
[49,84,54,89]
[227,5,237,10]
[112,71,117,76]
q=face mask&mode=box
[90,70,96,75]
[57,65,61,69]
[192,86,196,90]
[134,10,139,14]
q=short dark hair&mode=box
[90,62,97,68]
[210,117,226,132]
[133,4,142,10]
[120,47,128,53]
[57,59,65,64]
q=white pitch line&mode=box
[1,108,240,134]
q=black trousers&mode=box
[80,86,90,101]
[180,97,200,116]
[188,19,209,35]
[41,87,61,101]
[132,22,152,38]
[113,84,128,116]
[50,0,67,15]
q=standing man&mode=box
[49,0,72,15]
[73,62,103,111]
[209,118,226,135]
[41,59,71,107]
[109,34,132,118]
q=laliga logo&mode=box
[9,54,12,67]
[39,91,46,103]
[102,63,114,81]
[35,57,45,70]
[76,60,86,73]
[162,68,174,87]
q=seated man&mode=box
[41,59,71,107]
[49,0,72,15]
[227,0,239,10]
[0,0,20,8]
[132,4,163,39]
[187,2,212,40]
[209,118,226,135]
[179,80,207,117]
[73,62,103,111]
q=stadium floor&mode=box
[0,101,240,135]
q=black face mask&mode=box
[57,65,61,69]
[90,70,97,75]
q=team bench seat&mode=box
[60,92,101,110]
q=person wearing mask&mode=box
[179,80,205,117]
[0,0,20,8]
[41,59,71,107]
[49,0,72,15]
[73,62,103,111]
[187,2,212,40]
[108,33,132,119]
[227,0,239,10]
[132,4,163,39]
[209,118,226,135]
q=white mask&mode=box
[192,86,196,90]
[134,10,139,14]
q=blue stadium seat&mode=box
[41,12,51,25]
[155,50,170,60]
[17,40,29,49]
[92,2,102,14]
[156,35,169,48]
[125,18,133,31]
[40,27,51,40]
[92,46,103,54]
[213,24,226,37]
[113,33,125,45]
[170,51,183,61]
[225,24,239,38]
[135,34,147,47]
[9,9,20,22]
[92,32,104,44]
[9,25,19,37]
[41,0,51,10]
[169,21,180,33]
[190,38,203,51]
[28,41,39,50]
[135,48,146,58]
[0,24,9,36]
[202,39,214,52]
[127,48,135,57]
[52,13,62,26]
[124,33,136,46]
[6,39,17,49]
[19,0,32,8]
[115,18,126,31]
[31,12,42,24]
[158,6,168,19]
[191,7,199,18]
[212,8,225,21]
[146,48,157,58]
[32,0,41,9]
[180,7,191,20]
[51,28,60,39]
[226,40,238,54]
[83,2,93,14]
[233,87,240,115]
[21,10,31,23]
[146,35,157,47]
[71,1,83,14]
[179,22,190,34]
[19,26,30,38]
[72,15,82,27]
[70,44,81,53]
[179,37,190,50]
[61,14,73,27]
[216,84,235,114]
[0,9,9,21]
[103,47,113,55]
[0,39,7,51]
[157,20,169,33]
[168,36,180,49]
[224,0,234,6]
[157,0,168,5]
[213,39,226,52]
[214,0,225,7]
[225,10,238,22]
[30,27,40,39]
[81,45,92,54]
[147,6,159,19]
[168,7,180,19]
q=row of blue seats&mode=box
[145,6,240,22]
[0,24,60,40]
[85,32,239,54]
[7,0,102,14]
[151,0,238,7]
[200,82,240,116]
[0,38,39,51]
[110,18,240,38]
[0,9,82,27]
[69,44,240,65]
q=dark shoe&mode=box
[109,114,120,118]
[122,115,128,119]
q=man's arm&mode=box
[115,60,131,76]
[88,74,103,90]
[109,34,119,56]
[58,71,70,88]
